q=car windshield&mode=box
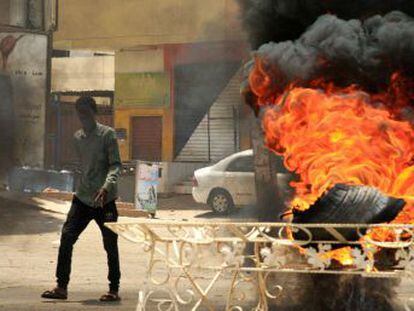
[226,155,254,172]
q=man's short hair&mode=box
[75,96,97,114]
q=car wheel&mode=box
[208,189,234,214]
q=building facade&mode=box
[51,0,252,170]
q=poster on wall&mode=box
[0,32,48,168]
[135,161,160,215]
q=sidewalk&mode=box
[0,191,211,220]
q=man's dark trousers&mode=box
[56,196,120,292]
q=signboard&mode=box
[115,72,170,106]
[135,161,160,214]
[0,32,48,167]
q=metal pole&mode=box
[54,93,61,169]
[233,105,238,153]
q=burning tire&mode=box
[292,184,406,241]
[208,188,234,215]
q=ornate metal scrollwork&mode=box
[105,221,414,310]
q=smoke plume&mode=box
[238,0,414,49]
[254,11,414,91]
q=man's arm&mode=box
[102,129,122,193]
[95,129,122,206]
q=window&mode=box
[226,156,254,173]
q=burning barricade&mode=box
[239,2,414,310]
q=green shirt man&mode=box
[74,122,122,206]
[42,96,122,302]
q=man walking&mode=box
[42,96,122,301]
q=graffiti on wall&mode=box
[0,32,48,167]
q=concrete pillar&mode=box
[43,0,56,31]
[28,0,44,29]
[9,0,27,28]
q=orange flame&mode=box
[250,58,414,220]
[249,58,414,264]
[263,87,414,213]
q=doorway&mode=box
[131,116,163,162]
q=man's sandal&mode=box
[99,292,121,302]
[41,288,68,300]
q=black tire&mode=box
[292,184,406,241]
[208,189,235,215]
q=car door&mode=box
[225,155,256,205]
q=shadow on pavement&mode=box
[158,194,208,211]
[81,299,122,307]
[0,197,62,236]
[41,299,121,307]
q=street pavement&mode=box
[0,192,413,310]
[0,195,144,310]
[0,192,255,310]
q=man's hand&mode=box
[94,188,108,208]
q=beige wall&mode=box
[115,48,164,73]
[114,48,174,161]
[54,0,244,51]
[52,56,115,92]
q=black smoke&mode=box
[254,11,414,90]
[238,0,414,49]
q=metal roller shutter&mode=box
[209,69,240,161]
[131,116,162,162]
[176,69,242,162]
[175,116,209,162]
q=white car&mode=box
[192,149,295,214]
[192,150,292,214]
